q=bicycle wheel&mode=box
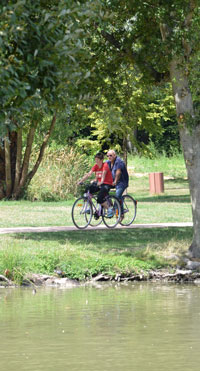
[120,194,137,226]
[71,197,92,229]
[102,195,121,228]
[86,196,103,227]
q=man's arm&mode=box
[113,168,121,186]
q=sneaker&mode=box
[107,208,114,218]
[94,211,99,220]
[85,208,90,214]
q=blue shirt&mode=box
[107,156,129,189]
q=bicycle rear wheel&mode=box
[102,195,121,228]
[120,194,137,226]
[71,197,92,229]
[86,196,102,227]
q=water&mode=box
[1,282,200,371]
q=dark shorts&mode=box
[87,182,112,204]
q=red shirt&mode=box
[92,162,113,185]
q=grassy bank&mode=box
[0,227,192,284]
[0,153,193,284]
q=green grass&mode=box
[0,228,192,283]
[128,152,186,178]
[0,166,191,228]
[0,153,193,283]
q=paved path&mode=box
[0,222,193,234]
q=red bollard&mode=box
[149,172,164,194]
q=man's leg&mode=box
[116,186,126,214]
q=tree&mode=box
[78,0,200,257]
[76,67,175,163]
[0,0,91,198]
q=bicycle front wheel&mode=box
[71,197,92,229]
[120,194,137,226]
[102,195,121,228]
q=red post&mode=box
[149,172,164,194]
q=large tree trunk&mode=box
[160,1,198,257]
[13,128,22,197]
[0,145,5,198]
[169,59,200,258]
[4,132,12,198]
[20,126,37,188]
[180,125,200,258]
[0,114,57,200]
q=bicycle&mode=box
[119,193,137,226]
[72,184,121,230]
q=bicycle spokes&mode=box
[120,195,137,226]
[72,197,92,229]
[102,196,121,228]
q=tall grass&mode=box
[27,147,91,201]
[26,148,187,201]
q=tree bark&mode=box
[14,125,37,198]
[181,124,200,258]
[160,1,199,257]
[4,115,56,200]
[4,133,12,198]
[13,128,22,198]
[122,136,128,167]
[0,143,5,199]
[169,59,200,257]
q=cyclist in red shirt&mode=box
[78,152,113,205]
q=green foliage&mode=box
[75,71,177,154]
[72,0,200,146]
[26,146,91,201]
[149,119,181,156]
[0,0,93,135]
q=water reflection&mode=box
[0,283,200,371]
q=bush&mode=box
[26,147,91,201]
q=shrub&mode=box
[26,147,91,201]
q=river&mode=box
[0,282,200,371]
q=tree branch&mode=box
[100,28,166,82]
[19,125,37,189]
[182,0,197,57]
[26,113,57,185]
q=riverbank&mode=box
[0,226,194,285]
[0,154,193,286]
[1,264,200,288]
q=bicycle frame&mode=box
[84,190,102,217]
[72,184,122,229]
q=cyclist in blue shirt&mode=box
[107,150,129,219]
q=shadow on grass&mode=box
[13,227,193,258]
[165,177,188,184]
